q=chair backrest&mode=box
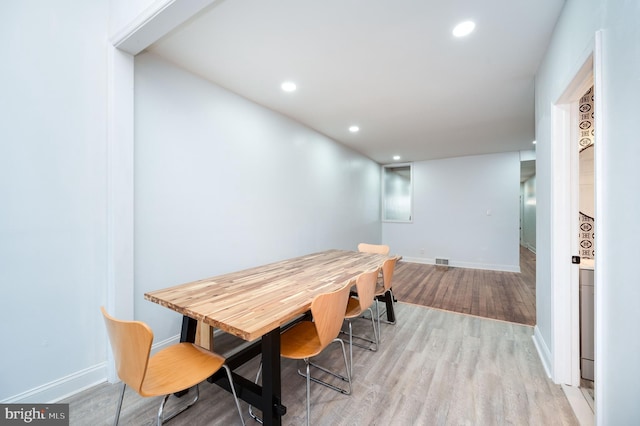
[381,257,399,291]
[355,269,379,310]
[101,307,153,393]
[357,243,390,255]
[311,282,352,348]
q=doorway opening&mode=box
[577,85,596,412]
[550,35,603,423]
[550,53,592,386]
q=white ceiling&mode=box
[147,0,564,165]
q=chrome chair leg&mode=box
[375,300,381,341]
[157,385,200,425]
[304,359,311,426]
[349,321,354,377]
[300,338,352,395]
[114,381,202,426]
[155,370,243,426]
[343,308,378,377]
[157,393,171,426]
[248,364,263,424]
[337,337,352,395]
[113,382,126,426]
[222,364,246,426]
[347,308,378,351]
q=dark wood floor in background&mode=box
[393,246,536,325]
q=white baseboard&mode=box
[402,256,520,273]
[150,334,180,354]
[1,334,181,404]
[520,242,536,253]
[532,325,552,378]
[0,363,107,404]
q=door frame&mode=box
[550,31,603,403]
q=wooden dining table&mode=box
[144,249,399,425]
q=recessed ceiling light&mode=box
[349,125,360,133]
[452,20,476,37]
[532,140,537,145]
[281,81,297,92]
[393,155,401,161]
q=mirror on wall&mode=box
[382,163,413,222]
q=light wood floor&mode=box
[393,246,536,325]
[62,302,576,425]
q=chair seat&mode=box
[280,321,323,360]
[141,343,225,397]
[344,296,364,319]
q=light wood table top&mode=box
[145,249,397,341]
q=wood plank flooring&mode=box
[393,246,536,325]
[62,302,577,425]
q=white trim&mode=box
[106,45,135,321]
[550,50,594,387]
[111,0,218,55]
[106,45,135,383]
[550,101,578,386]
[401,257,520,273]
[0,364,107,404]
[532,325,552,378]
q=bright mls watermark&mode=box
[0,404,68,425]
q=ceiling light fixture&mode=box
[452,20,476,37]
[281,81,297,92]
[533,140,537,145]
[349,125,360,133]
[393,155,401,161]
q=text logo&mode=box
[0,404,68,425]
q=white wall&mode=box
[134,52,381,340]
[0,1,110,401]
[596,2,640,421]
[0,3,380,403]
[383,152,521,272]
[536,0,640,422]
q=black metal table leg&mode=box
[178,316,286,423]
[174,316,198,397]
[180,315,197,343]
[261,328,284,425]
[376,290,396,323]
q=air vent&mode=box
[435,258,449,268]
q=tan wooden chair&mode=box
[342,268,379,377]
[357,242,389,288]
[357,242,390,255]
[101,307,245,426]
[374,256,400,339]
[249,283,352,426]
